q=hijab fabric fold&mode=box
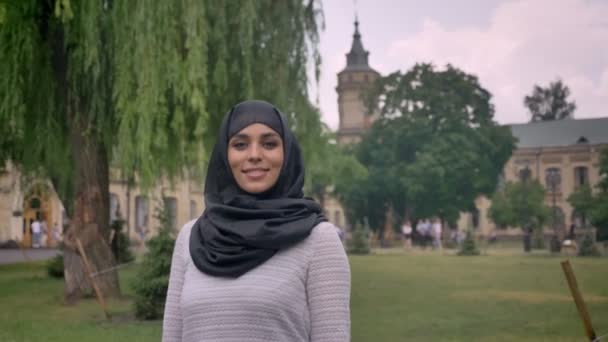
[189,100,326,277]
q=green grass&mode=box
[1,250,606,341]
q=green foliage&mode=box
[132,202,176,320]
[524,79,576,122]
[531,229,546,250]
[577,234,601,257]
[591,148,608,241]
[0,0,323,212]
[567,184,594,227]
[489,180,550,230]
[46,254,64,278]
[110,218,134,264]
[457,230,480,256]
[349,63,515,229]
[348,222,371,255]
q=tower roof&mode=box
[341,19,376,73]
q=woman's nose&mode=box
[248,143,262,161]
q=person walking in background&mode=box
[31,218,41,248]
[432,217,443,251]
[162,100,351,342]
[401,219,412,249]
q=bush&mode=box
[348,223,370,255]
[46,254,64,278]
[531,229,546,249]
[132,202,176,320]
[111,218,134,264]
[458,230,480,256]
[578,234,601,257]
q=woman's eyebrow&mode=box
[231,133,250,140]
[261,132,280,138]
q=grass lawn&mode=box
[1,249,606,341]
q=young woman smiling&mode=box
[162,100,351,342]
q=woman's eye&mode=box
[232,142,247,150]
[263,141,279,149]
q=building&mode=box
[0,161,204,248]
[336,19,380,145]
[332,19,608,236]
[460,118,608,237]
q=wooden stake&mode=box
[561,260,596,341]
[75,237,111,320]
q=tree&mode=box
[524,79,576,122]
[567,184,594,228]
[488,180,551,252]
[0,0,322,301]
[349,63,515,234]
[591,148,608,242]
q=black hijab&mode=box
[189,100,326,277]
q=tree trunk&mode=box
[47,15,121,302]
[63,112,120,302]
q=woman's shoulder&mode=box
[309,221,343,243]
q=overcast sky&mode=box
[314,0,608,130]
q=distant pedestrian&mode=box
[432,218,442,251]
[31,219,41,248]
[401,219,412,248]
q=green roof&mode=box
[508,117,608,148]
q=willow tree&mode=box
[0,0,322,302]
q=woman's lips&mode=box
[243,168,269,180]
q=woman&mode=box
[162,100,351,341]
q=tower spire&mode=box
[345,16,369,69]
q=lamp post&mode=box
[545,168,561,252]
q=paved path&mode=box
[0,248,60,265]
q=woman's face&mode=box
[228,123,284,194]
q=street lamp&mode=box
[545,168,561,252]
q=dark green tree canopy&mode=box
[340,63,515,230]
[524,79,576,122]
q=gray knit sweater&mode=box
[162,220,351,342]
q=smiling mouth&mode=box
[242,168,269,179]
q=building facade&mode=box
[460,118,608,237]
[0,162,204,248]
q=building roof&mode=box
[341,19,377,73]
[508,117,608,148]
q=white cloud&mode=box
[385,0,608,124]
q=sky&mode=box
[314,0,608,130]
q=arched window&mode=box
[518,167,531,182]
[135,196,149,231]
[163,197,178,230]
[574,166,588,188]
[110,193,120,223]
[544,168,561,193]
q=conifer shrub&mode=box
[531,229,546,249]
[46,253,64,278]
[578,234,601,257]
[458,230,480,256]
[348,222,370,255]
[110,218,134,264]
[132,202,176,320]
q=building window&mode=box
[163,197,177,230]
[574,166,588,188]
[110,193,119,223]
[135,196,149,231]
[334,210,341,227]
[471,207,480,229]
[190,200,198,220]
[544,168,561,193]
[518,167,531,182]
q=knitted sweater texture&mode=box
[162,220,351,342]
